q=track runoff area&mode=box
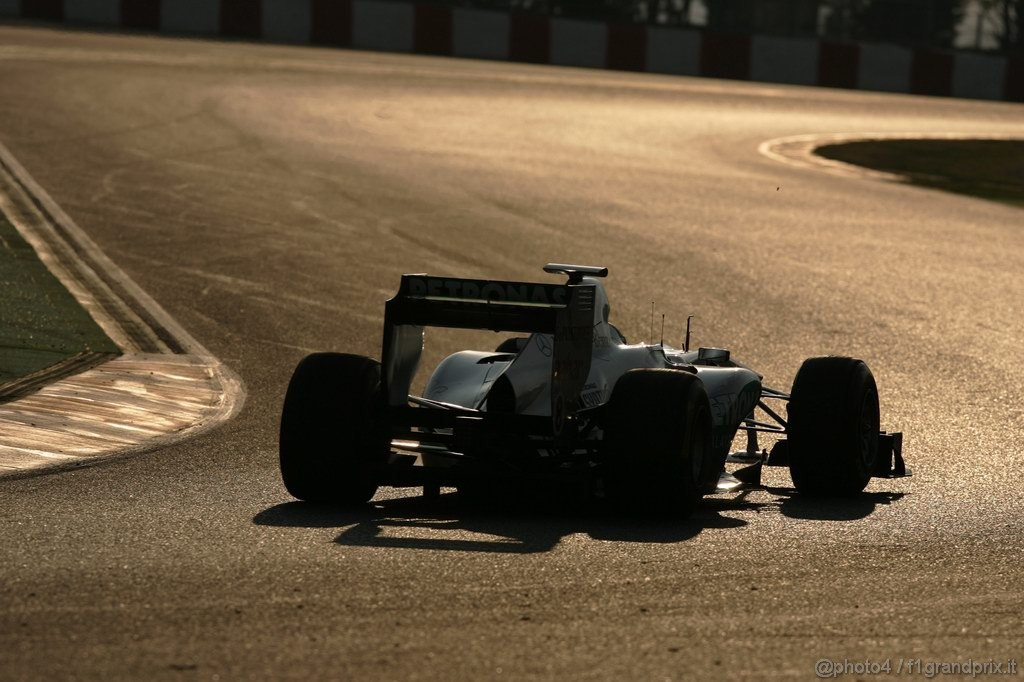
[0,141,242,475]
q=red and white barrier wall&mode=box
[3,0,1022,102]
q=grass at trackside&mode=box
[815,139,1024,209]
[0,211,118,385]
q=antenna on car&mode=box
[684,315,694,352]
[660,314,665,348]
[649,302,654,345]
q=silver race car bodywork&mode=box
[417,295,762,473]
[279,264,908,511]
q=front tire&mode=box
[603,369,712,517]
[279,353,388,504]
[787,356,880,496]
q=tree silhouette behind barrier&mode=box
[448,0,1022,53]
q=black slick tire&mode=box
[787,356,880,496]
[603,369,712,517]
[279,353,387,504]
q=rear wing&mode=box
[381,273,598,435]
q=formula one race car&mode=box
[280,264,908,515]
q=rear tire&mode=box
[279,353,388,504]
[603,369,712,517]
[787,356,879,496]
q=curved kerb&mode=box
[758,131,1024,179]
[0,141,245,477]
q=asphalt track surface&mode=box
[2,25,1023,681]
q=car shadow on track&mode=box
[769,488,906,521]
[254,486,906,554]
[254,492,754,554]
